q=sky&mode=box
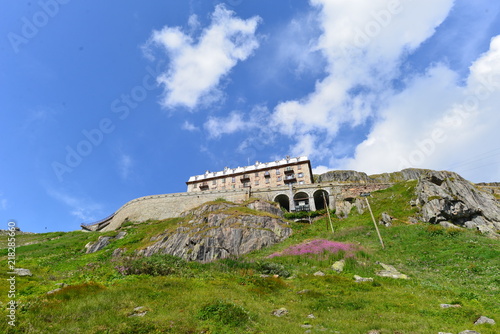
[1,0,500,233]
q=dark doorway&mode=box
[274,194,290,212]
[293,192,310,211]
[313,190,330,210]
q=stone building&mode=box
[186,156,314,192]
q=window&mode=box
[265,178,270,184]
[276,169,281,175]
[255,180,259,186]
[255,172,259,177]
[299,181,305,185]
[232,177,236,183]
[222,178,226,184]
[298,165,302,170]
[277,176,282,181]
[298,172,304,178]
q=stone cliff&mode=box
[136,200,292,262]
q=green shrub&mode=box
[197,300,250,327]
[284,209,332,220]
[256,261,291,277]
[118,254,186,276]
[425,224,445,236]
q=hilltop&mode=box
[0,169,499,333]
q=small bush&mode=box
[118,254,186,276]
[197,300,250,327]
[425,224,445,236]
[256,261,291,277]
[284,209,331,220]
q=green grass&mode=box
[0,181,499,333]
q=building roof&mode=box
[187,156,310,183]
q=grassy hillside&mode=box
[1,180,499,333]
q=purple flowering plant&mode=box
[268,239,354,258]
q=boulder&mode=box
[376,262,409,279]
[313,271,325,276]
[458,331,481,334]
[354,275,373,282]
[13,268,32,276]
[137,202,292,262]
[414,170,500,236]
[85,236,112,254]
[272,308,289,317]
[474,316,495,325]
[379,212,393,227]
[331,259,345,273]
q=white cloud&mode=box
[338,35,500,181]
[182,120,199,131]
[205,111,253,138]
[46,188,102,222]
[270,0,455,159]
[119,154,133,180]
[146,4,261,109]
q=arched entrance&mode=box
[313,189,329,210]
[293,192,310,211]
[274,194,290,212]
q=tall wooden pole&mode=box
[365,197,385,249]
[323,193,334,234]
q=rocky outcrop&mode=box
[85,232,127,254]
[414,171,500,236]
[316,170,373,183]
[316,168,436,184]
[137,201,292,262]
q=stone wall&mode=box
[102,189,249,231]
[98,182,394,231]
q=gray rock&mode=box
[137,202,292,262]
[47,288,62,294]
[128,306,147,317]
[354,275,373,282]
[85,236,112,254]
[14,268,32,276]
[272,307,288,317]
[474,316,495,325]
[458,331,481,334]
[379,212,393,227]
[438,332,453,334]
[115,231,127,240]
[440,304,461,308]
[112,248,125,257]
[307,314,315,319]
[301,324,313,328]
[246,200,284,218]
[331,259,345,273]
[376,262,409,279]
[313,271,325,276]
[414,170,500,236]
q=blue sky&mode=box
[1,0,500,233]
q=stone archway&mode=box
[274,194,290,212]
[313,189,329,210]
[293,191,310,211]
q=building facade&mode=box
[186,156,313,192]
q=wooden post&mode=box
[365,197,385,249]
[323,193,334,234]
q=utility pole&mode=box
[361,192,385,249]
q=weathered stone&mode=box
[136,202,292,262]
[458,331,481,334]
[376,262,409,279]
[354,275,373,282]
[366,330,381,334]
[301,324,313,328]
[474,316,495,325]
[307,314,315,319]
[331,259,345,273]
[272,308,288,317]
[440,304,461,308]
[438,332,453,334]
[85,236,112,254]
[112,248,125,257]
[128,306,147,317]
[415,170,500,237]
[379,212,393,227]
[313,271,325,276]
[47,288,62,294]
[246,200,283,218]
[115,231,127,240]
[14,268,32,276]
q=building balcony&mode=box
[199,182,209,190]
[284,174,297,183]
[284,167,294,174]
[294,204,310,212]
[264,171,271,178]
[240,174,250,182]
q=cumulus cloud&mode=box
[182,120,199,131]
[205,111,255,138]
[342,35,500,181]
[270,0,455,159]
[146,4,261,109]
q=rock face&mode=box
[137,201,292,262]
[414,170,500,236]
